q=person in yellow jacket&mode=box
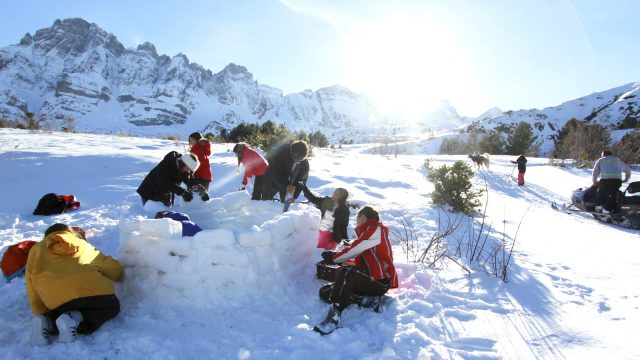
[26,223,122,346]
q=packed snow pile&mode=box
[117,191,321,306]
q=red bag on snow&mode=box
[1,240,37,282]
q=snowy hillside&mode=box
[1,128,639,359]
[468,83,640,155]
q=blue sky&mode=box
[1,0,639,118]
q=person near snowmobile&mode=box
[313,206,398,335]
[592,150,631,214]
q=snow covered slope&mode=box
[468,83,640,155]
[1,128,639,358]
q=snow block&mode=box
[138,218,182,239]
[221,190,251,211]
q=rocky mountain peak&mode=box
[31,18,125,56]
[219,63,253,80]
[19,33,32,46]
[136,42,159,58]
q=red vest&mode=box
[333,220,398,288]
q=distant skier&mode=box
[232,142,269,200]
[187,132,211,201]
[137,151,200,207]
[511,155,528,186]
[314,206,398,335]
[301,185,350,250]
[592,149,631,214]
[262,140,309,203]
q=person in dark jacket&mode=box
[136,151,200,207]
[511,155,527,186]
[155,211,203,237]
[302,185,350,250]
[262,140,310,202]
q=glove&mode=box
[182,192,193,202]
[201,193,210,201]
[321,251,336,265]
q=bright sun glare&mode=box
[342,15,471,124]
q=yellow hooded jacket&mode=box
[25,230,122,315]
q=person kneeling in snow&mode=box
[155,211,203,237]
[137,151,203,207]
[301,185,350,250]
[314,206,398,335]
[26,223,122,346]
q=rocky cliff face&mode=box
[0,18,381,137]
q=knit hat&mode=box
[181,153,200,172]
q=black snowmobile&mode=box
[553,181,640,229]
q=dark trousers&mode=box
[260,178,280,202]
[44,295,120,334]
[320,267,389,311]
[597,178,623,212]
[251,175,265,200]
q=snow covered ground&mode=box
[0,128,638,359]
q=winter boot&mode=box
[358,296,383,312]
[56,311,83,343]
[30,315,54,346]
[313,305,342,335]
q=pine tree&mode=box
[479,131,506,154]
[506,122,535,155]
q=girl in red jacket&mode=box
[188,132,212,197]
[233,142,269,200]
[314,205,398,335]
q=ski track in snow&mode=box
[1,129,639,359]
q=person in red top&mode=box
[313,205,398,335]
[233,142,269,200]
[188,132,212,197]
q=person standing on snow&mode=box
[26,223,122,346]
[262,140,309,203]
[232,142,269,200]
[314,206,398,335]
[511,155,528,186]
[592,149,631,214]
[187,132,212,199]
[301,185,350,250]
[137,151,201,207]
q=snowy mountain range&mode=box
[467,83,640,155]
[0,18,637,145]
[0,18,472,139]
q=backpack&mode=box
[1,240,37,282]
[33,193,80,215]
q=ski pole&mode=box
[510,163,516,179]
